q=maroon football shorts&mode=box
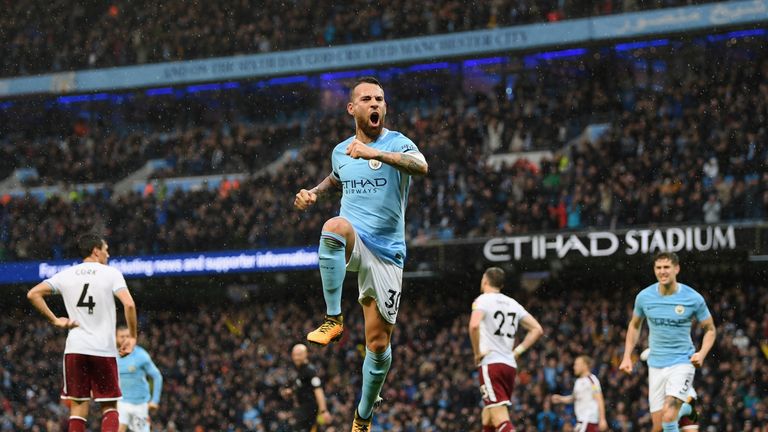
[61,353,121,401]
[478,363,517,407]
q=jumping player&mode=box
[294,76,428,431]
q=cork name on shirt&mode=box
[75,268,97,276]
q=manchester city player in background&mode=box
[619,252,716,432]
[116,326,163,432]
[294,76,428,431]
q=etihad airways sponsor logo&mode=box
[341,178,387,194]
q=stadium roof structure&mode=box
[0,0,765,98]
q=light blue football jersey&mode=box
[633,283,711,368]
[117,346,163,405]
[331,129,421,268]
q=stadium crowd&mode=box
[1,278,766,431]
[0,0,721,78]
[1,36,766,261]
[0,51,609,186]
[0,83,321,184]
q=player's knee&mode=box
[366,332,390,353]
[322,217,352,236]
[368,341,388,353]
[661,408,679,424]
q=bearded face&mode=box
[348,82,386,139]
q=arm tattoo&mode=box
[311,174,342,199]
[378,151,428,176]
[401,153,424,175]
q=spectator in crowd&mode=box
[702,194,722,224]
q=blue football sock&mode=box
[662,421,679,432]
[318,231,346,316]
[677,402,692,420]
[358,345,392,419]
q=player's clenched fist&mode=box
[618,357,633,374]
[294,188,317,210]
[690,352,705,368]
[345,139,379,160]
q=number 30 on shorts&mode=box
[384,289,402,313]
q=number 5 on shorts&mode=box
[681,379,690,393]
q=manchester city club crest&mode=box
[369,159,382,170]
[675,305,685,315]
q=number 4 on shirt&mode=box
[77,283,96,314]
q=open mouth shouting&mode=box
[369,111,381,128]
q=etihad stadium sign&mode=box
[483,225,736,262]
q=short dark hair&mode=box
[653,251,680,266]
[116,325,128,332]
[484,267,505,289]
[78,233,105,258]
[349,76,383,101]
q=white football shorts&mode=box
[347,228,403,324]
[118,401,150,432]
[648,363,696,413]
